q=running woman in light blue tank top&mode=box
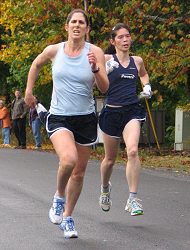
[25,9,109,239]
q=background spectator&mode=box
[11,89,29,149]
[0,99,11,146]
[29,96,47,149]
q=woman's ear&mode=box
[86,26,90,35]
[110,38,115,46]
[65,24,68,32]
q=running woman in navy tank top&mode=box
[99,23,152,216]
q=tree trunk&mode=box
[84,0,90,42]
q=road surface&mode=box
[0,148,189,250]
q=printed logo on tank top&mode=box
[120,73,135,79]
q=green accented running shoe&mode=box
[125,198,143,216]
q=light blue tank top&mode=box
[50,42,95,115]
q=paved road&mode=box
[0,148,189,250]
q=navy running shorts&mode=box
[46,112,98,146]
[99,102,146,138]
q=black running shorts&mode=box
[46,112,98,146]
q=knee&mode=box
[126,147,138,159]
[59,154,78,170]
[70,170,85,184]
[103,158,115,168]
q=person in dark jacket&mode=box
[12,89,29,149]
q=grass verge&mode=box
[1,141,190,175]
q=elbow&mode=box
[33,61,41,71]
[31,57,43,71]
[101,87,108,94]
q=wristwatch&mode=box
[92,66,100,73]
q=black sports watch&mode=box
[92,66,100,73]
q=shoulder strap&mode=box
[130,56,138,70]
[113,54,119,62]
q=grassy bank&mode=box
[1,131,190,175]
[90,145,190,175]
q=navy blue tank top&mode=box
[106,55,139,106]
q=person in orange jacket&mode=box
[0,99,11,145]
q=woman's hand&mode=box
[87,51,98,71]
[24,92,36,107]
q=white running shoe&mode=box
[125,198,143,216]
[99,182,112,212]
[59,216,78,239]
[49,196,65,225]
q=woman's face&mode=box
[65,12,89,41]
[111,28,132,52]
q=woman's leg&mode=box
[58,144,91,239]
[100,132,120,187]
[123,119,143,215]
[50,129,78,198]
[123,119,141,193]
[99,132,120,211]
[49,129,78,225]
[64,144,91,217]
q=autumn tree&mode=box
[0,0,189,124]
[87,0,190,132]
[0,0,84,104]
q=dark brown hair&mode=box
[110,23,130,40]
[66,9,89,26]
